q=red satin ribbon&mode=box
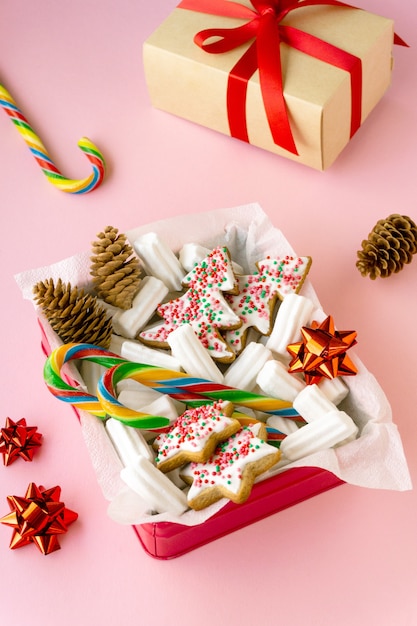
[178,0,404,155]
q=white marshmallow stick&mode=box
[78,361,108,395]
[293,384,337,423]
[256,358,305,403]
[266,294,316,360]
[116,380,162,402]
[279,410,358,462]
[266,415,300,436]
[117,379,185,418]
[133,232,186,292]
[105,417,154,465]
[224,342,272,391]
[318,376,349,406]
[167,324,224,384]
[110,334,182,371]
[179,242,244,275]
[118,389,180,425]
[121,456,189,516]
[112,276,169,339]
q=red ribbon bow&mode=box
[178,0,406,155]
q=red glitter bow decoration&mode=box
[178,0,407,155]
[0,417,42,466]
[0,483,78,554]
[287,315,358,384]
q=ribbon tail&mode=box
[394,33,409,47]
[227,41,258,144]
[257,15,298,155]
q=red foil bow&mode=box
[0,483,78,555]
[0,417,42,466]
[287,315,358,384]
[178,0,406,155]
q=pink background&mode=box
[1,0,416,624]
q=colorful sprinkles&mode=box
[140,246,240,359]
[154,402,240,470]
[225,256,312,352]
[181,425,281,508]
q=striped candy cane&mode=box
[0,83,105,193]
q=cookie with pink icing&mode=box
[180,423,281,510]
[139,246,242,361]
[153,402,241,473]
[224,256,312,353]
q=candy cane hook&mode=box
[0,83,105,194]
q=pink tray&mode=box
[40,323,344,559]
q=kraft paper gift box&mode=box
[143,0,398,170]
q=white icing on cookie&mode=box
[154,402,240,471]
[224,256,312,353]
[140,246,241,360]
[181,424,281,508]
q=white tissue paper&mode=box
[15,203,412,528]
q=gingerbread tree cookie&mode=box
[139,246,241,361]
[224,256,312,353]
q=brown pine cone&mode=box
[356,214,417,279]
[33,278,113,348]
[90,226,141,309]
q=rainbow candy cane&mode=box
[97,361,299,422]
[0,83,105,193]
[44,343,301,429]
[44,343,172,429]
[44,343,126,418]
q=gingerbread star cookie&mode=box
[180,423,281,510]
[153,402,241,473]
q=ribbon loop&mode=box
[195,19,260,52]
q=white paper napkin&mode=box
[15,203,412,527]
